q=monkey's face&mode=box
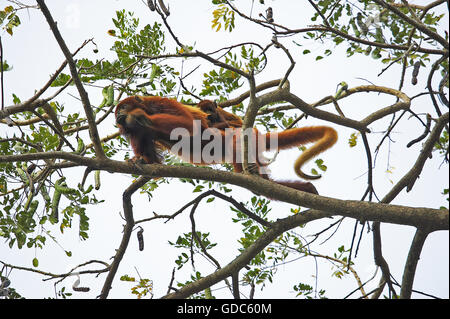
[197,100,217,114]
[115,99,153,133]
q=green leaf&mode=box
[193,185,204,193]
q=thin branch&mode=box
[348,132,374,269]
[0,259,109,281]
[31,110,75,152]
[270,38,295,89]
[163,189,272,228]
[372,0,448,49]
[166,267,176,294]
[407,114,432,148]
[138,51,250,79]
[207,190,272,228]
[308,252,367,298]
[307,0,330,27]
[372,221,397,298]
[427,53,449,120]
[241,71,258,173]
[344,266,380,299]
[361,101,410,127]
[382,112,449,201]
[189,199,222,270]
[218,79,282,108]
[224,0,282,33]
[276,26,446,56]
[281,90,369,132]
[368,277,386,299]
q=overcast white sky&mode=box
[1,0,448,299]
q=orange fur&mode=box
[197,100,243,129]
[115,96,338,195]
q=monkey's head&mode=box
[197,100,218,114]
[115,96,153,134]
[197,100,220,122]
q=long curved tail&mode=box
[265,126,338,180]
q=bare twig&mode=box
[427,53,449,121]
[407,114,432,148]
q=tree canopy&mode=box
[0,0,448,300]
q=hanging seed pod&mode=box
[75,138,85,154]
[412,61,421,85]
[51,188,62,223]
[16,167,29,184]
[39,184,51,203]
[158,0,170,16]
[357,13,368,35]
[94,170,101,190]
[106,85,114,106]
[266,7,274,23]
[137,227,144,251]
[51,178,66,223]
[350,18,360,37]
[147,0,156,11]
[72,276,90,292]
[26,163,37,174]
[27,200,39,216]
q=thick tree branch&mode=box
[218,79,282,108]
[36,0,105,159]
[281,91,369,132]
[0,153,447,231]
[98,176,151,299]
[400,228,430,299]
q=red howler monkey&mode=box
[115,95,338,195]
